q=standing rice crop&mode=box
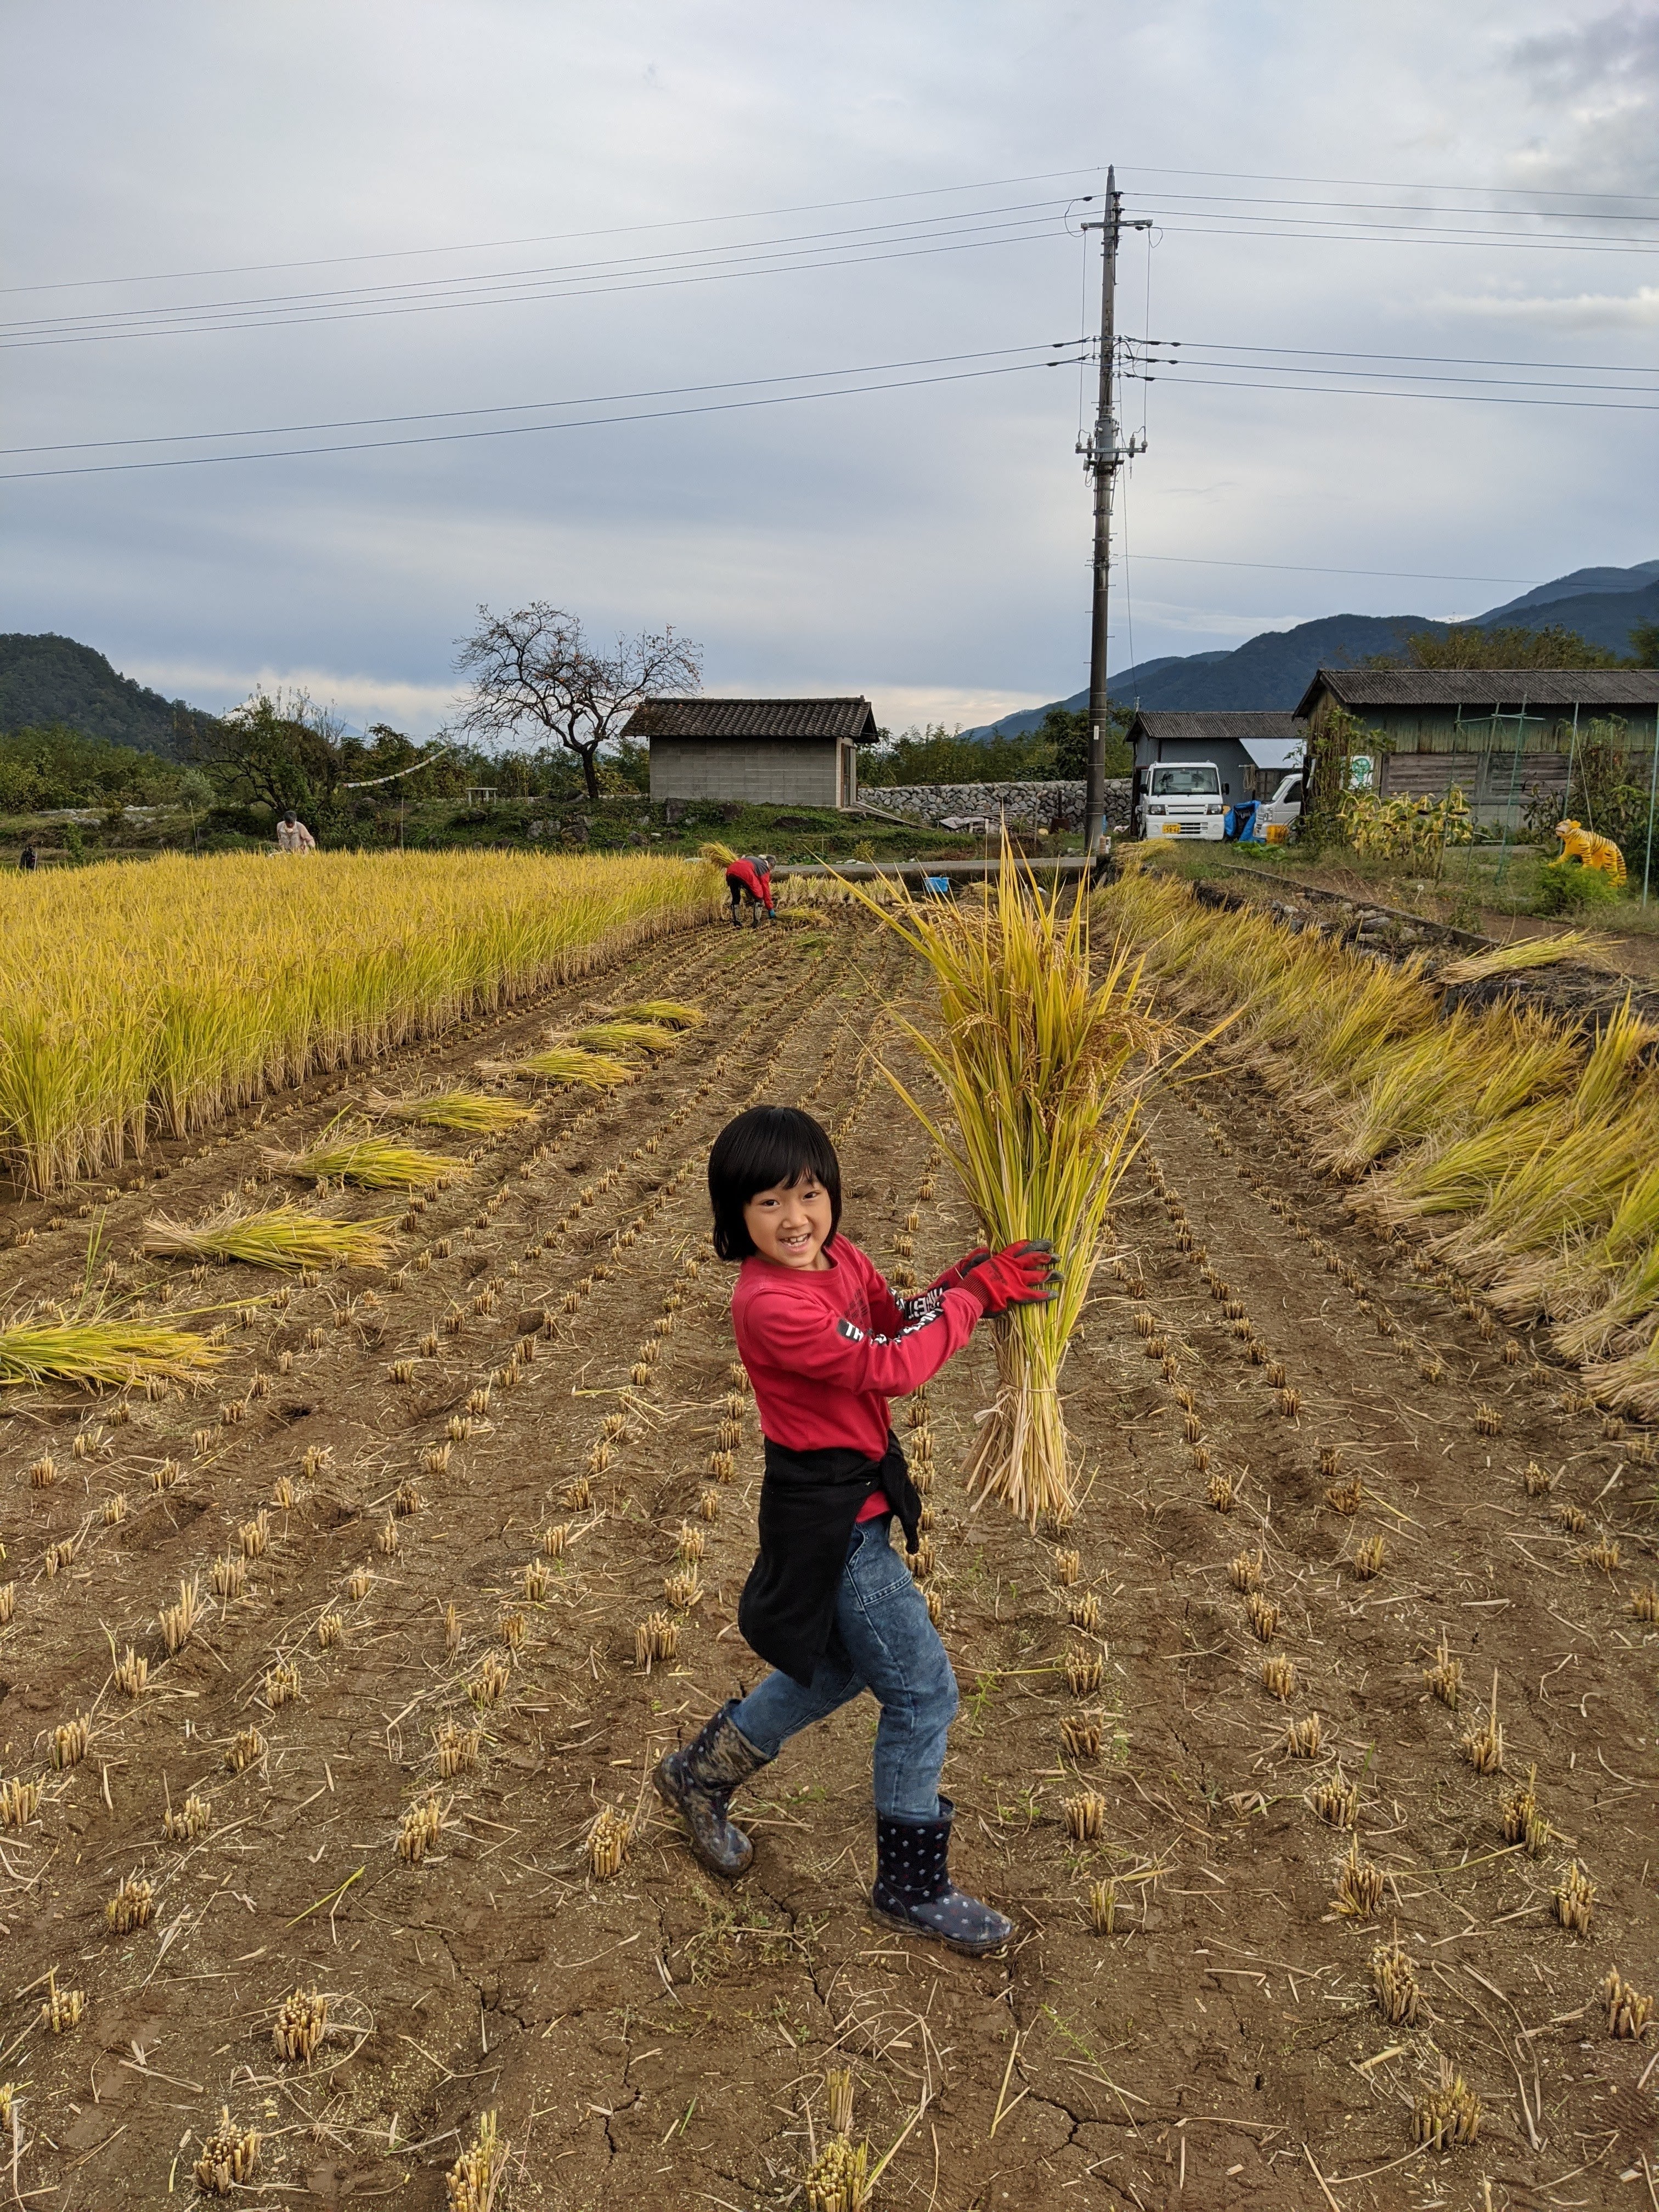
[0,850,718,1193]
[853,845,1171,1523]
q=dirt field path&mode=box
[0,911,1653,2210]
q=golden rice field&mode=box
[0,885,1652,2209]
[0,850,717,1194]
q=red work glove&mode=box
[964,1240,1061,1316]
[928,1246,991,1294]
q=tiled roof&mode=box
[1127,711,1304,743]
[1297,669,1659,716]
[624,697,879,741]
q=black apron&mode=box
[737,1432,922,1687]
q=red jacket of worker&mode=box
[726,856,772,905]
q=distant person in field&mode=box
[725,853,775,927]
[18,843,37,872]
[653,1104,1059,1956]
[276,811,317,855]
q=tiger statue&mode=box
[1555,819,1626,883]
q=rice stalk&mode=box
[266,1133,460,1189]
[614,1000,702,1029]
[365,1088,536,1132]
[573,1019,680,1055]
[144,1201,397,1272]
[849,842,1176,1524]
[494,1046,635,1088]
[0,851,713,1194]
[0,1304,220,1391]
[1439,932,1609,984]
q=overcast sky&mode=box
[3,2,1656,738]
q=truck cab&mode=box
[1251,771,1304,842]
[1139,760,1227,842]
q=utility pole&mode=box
[1080,170,1150,859]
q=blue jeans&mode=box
[731,1516,958,1819]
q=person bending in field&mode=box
[724,853,775,927]
[653,1104,1058,1955]
[276,811,317,855]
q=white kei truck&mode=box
[1136,761,1304,844]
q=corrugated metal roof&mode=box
[1296,669,1659,717]
[624,697,879,742]
[1239,736,1306,771]
[1127,711,1305,744]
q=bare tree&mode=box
[454,603,701,802]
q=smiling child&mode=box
[653,1103,1058,1955]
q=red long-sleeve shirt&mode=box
[731,1238,979,1462]
[725,857,772,905]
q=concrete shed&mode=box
[628,697,878,810]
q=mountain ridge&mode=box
[0,633,215,757]
[974,560,1659,736]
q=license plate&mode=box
[1160,822,1183,836]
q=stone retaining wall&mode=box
[866,779,1130,831]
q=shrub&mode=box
[1534,859,1623,915]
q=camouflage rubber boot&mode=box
[653,1700,771,1876]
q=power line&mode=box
[1120,161,1659,209]
[1135,187,1658,225]
[1160,356,1657,397]
[0,353,1084,482]
[1143,369,1659,413]
[0,208,1082,351]
[0,165,1110,295]
[1,198,1074,336]
[1177,339,1659,377]
[0,340,1085,457]
[1148,218,1659,255]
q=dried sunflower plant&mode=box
[850,842,1177,1524]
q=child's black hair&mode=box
[707,1105,842,1262]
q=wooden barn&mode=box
[1295,669,1659,824]
[627,697,877,811]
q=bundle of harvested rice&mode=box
[1,1306,221,1390]
[573,1019,680,1054]
[364,1089,536,1132]
[264,1133,462,1189]
[1439,932,1610,984]
[144,1203,398,1272]
[615,999,702,1029]
[854,843,1172,1524]
[488,1046,634,1088]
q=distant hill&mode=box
[973,559,1659,733]
[0,634,216,756]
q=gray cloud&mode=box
[2,0,1655,737]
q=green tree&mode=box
[195,691,348,819]
[1627,617,1659,669]
[1368,623,1618,671]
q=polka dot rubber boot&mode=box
[653,1699,771,1877]
[870,1797,1013,1956]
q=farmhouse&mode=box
[1295,668,1659,823]
[1126,710,1305,812]
[627,697,878,811]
